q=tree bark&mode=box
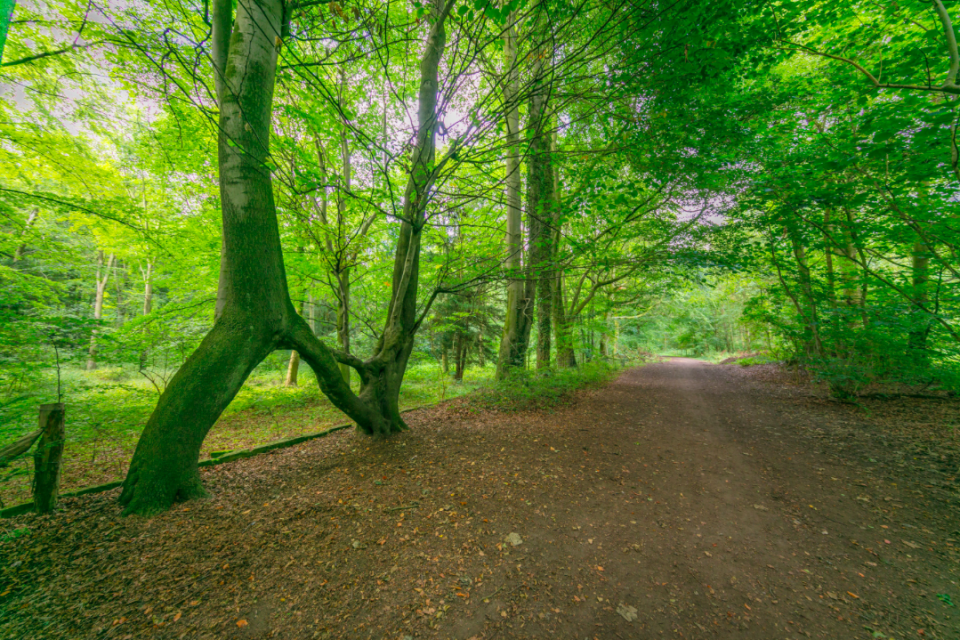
[139,261,153,369]
[319,0,456,435]
[120,0,455,515]
[527,31,555,370]
[285,298,308,386]
[87,251,115,371]
[120,0,363,514]
[496,14,531,378]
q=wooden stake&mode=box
[33,403,65,514]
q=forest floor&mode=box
[2,358,959,640]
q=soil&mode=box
[1,358,958,639]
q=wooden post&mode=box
[33,403,65,514]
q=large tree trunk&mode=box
[120,0,371,514]
[496,15,531,378]
[120,0,455,515]
[87,251,115,371]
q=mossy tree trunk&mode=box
[120,0,446,514]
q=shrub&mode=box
[468,360,618,412]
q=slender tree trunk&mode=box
[114,260,128,326]
[87,251,115,371]
[908,239,930,361]
[334,0,455,435]
[496,15,531,378]
[477,326,485,368]
[337,83,353,387]
[786,227,822,357]
[336,268,351,385]
[13,208,37,262]
[453,331,465,382]
[528,32,555,370]
[823,208,838,352]
[599,311,608,357]
[139,261,153,369]
[838,208,863,330]
[285,298,307,386]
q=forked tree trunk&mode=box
[497,15,531,378]
[331,0,454,434]
[120,0,455,515]
[120,0,375,515]
[87,251,115,371]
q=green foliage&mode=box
[469,361,618,413]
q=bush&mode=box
[468,360,619,412]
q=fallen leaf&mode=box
[236,619,248,628]
[616,603,638,622]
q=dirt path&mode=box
[2,359,958,639]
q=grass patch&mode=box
[0,360,495,507]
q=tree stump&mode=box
[33,403,66,513]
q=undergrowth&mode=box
[468,360,619,412]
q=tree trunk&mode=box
[453,331,465,382]
[787,227,822,357]
[120,0,455,515]
[336,267,351,385]
[908,239,930,361]
[336,85,353,387]
[477,326,485,368]
[528,33,555,370]
[13,208,37,262]
[496,15,531,378]
[87,251,115,371]
[327,0,455,435]
[139,261,153,369]
[285,297,308,386]
[120,0,371,514]
[285,350,301,386]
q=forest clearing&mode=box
[2,0,960,638]
[2,360,959,639]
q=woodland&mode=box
[0,0,959,520]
